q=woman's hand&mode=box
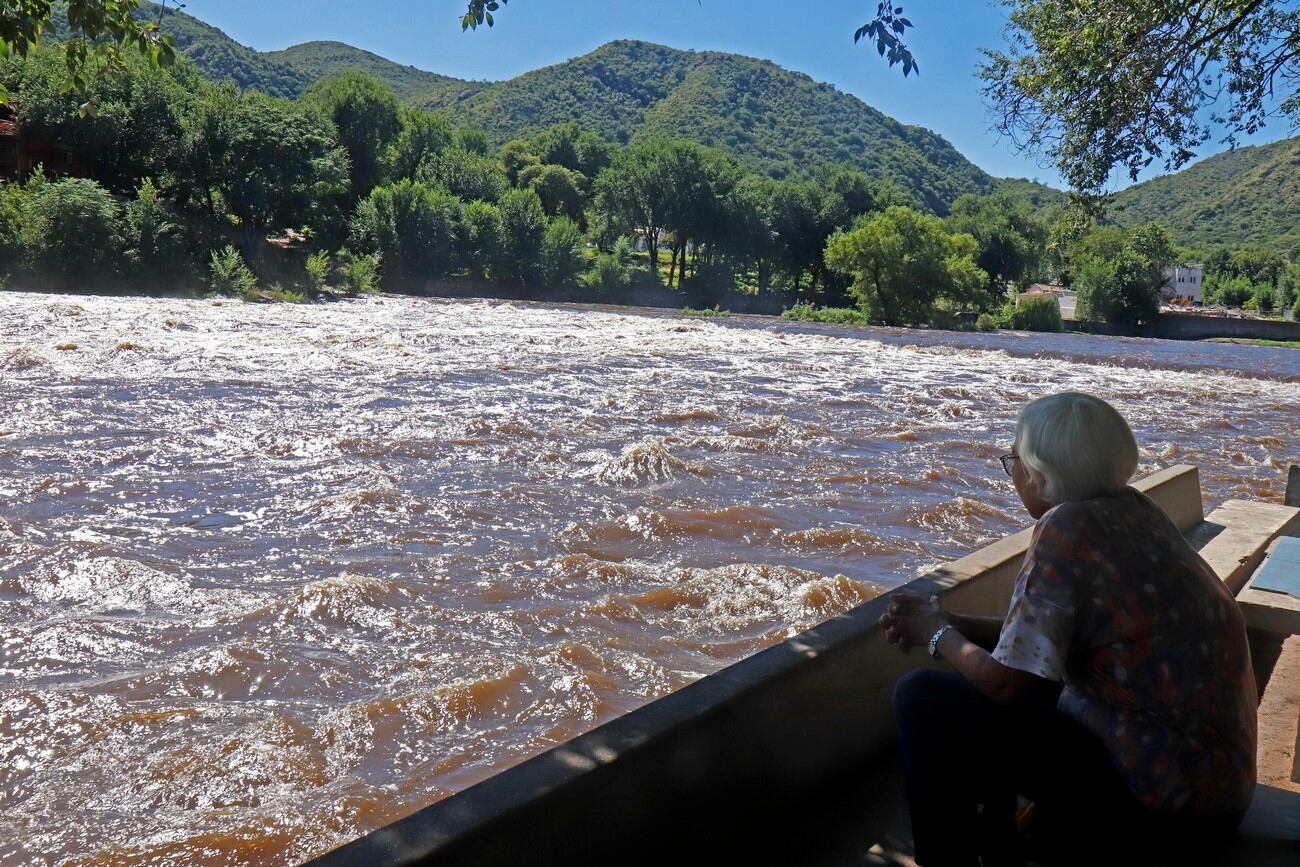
[878,592,950,654]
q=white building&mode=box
[1162,264,1204,304]
[1016,283,1078,320]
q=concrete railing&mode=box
[308,465,1206,866]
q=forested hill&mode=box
[1110,137,1300,251]
[266,42,461,102]
[412,40,997,210]
[112,4,994,212]
[77,3,310,98]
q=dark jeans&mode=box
[892,669,1243,867]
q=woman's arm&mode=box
[881,593,1059,705]
[941,611,1004,651]
[933,628,1061,705]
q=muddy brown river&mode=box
[1,292,1296,865]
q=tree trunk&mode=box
[668,245,679,288]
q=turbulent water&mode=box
[1,292,1296,865]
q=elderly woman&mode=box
[881,392,1257,867]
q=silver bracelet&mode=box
[928,624,955,659]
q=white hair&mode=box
[1014,392,1139,503]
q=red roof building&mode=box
[0,102,86,181]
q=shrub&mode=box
[350,179,460,291]
[680,262,737,308]
[459,200,503,279]
[21,177,123,290]
[305,251,331,292]
[124,179,193,290]
[681,306,729,317]
[583,237,636,294]
[268,284,308,303]
[1278,265,1299,312]
[780,302,870,324]
[495,188,546,284]
[209,245,259,299]
[1007,296,1063,332]
[1251,282,1276,314]
[975,313,1000,332]
[539,216,586,288]
[1205,275,1255,307]
[417,147,508,203]
[336,248,381,294]
[0,183,23,284]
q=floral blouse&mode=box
[992,486,1257,819]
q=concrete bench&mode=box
[1238,536,1300,636]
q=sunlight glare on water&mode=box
[0,292,1296,864]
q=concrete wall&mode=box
[308,466,1205,867]
[1083,313,1300,342]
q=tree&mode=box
[179,89,348,261]
[1071,223,1173,323]
[980,1,1300,192]
[1279,263,1300,311]
[593,140,672,275]
[417,146,508,203]
[540,216,586,287]
[350,178,461,290]
[20,175,123,289]
[654,140,742,288]
[303,71,402,201]
[768,180,826,297]
[1074,251,1163,324]
[0,0,177,104]
[1,45,193,193]
[458,199,503,279]
[518,163,588,224]
[496,187,546,283]
[824,205,986,326]
[385,108,454,182]
[455,126,491,155]
[499,139,541,185]
[525,122,613,182]
[947,192,1047,302]
[717,174,778,294]
[124,177,192,288]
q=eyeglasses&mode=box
[999,454,1018,476]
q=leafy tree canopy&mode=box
[980,0,1300,192]
[824,204,987,325]
[0,0,178,105]
[303,70,402,200]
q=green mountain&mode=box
[414,40,997,212]
[55,3,1300,244]
[1110,137,1300,251]
[141,4,310,98]
[122,5,992,212]
[266,41,460,102]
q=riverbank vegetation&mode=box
[1,47,1297,330]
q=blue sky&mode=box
[177,0,1288,190]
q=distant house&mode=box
[1162,264,1204,304]
[0,102,86,181]
[1016,283,1078,320]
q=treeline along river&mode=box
[1,293,1297,865]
